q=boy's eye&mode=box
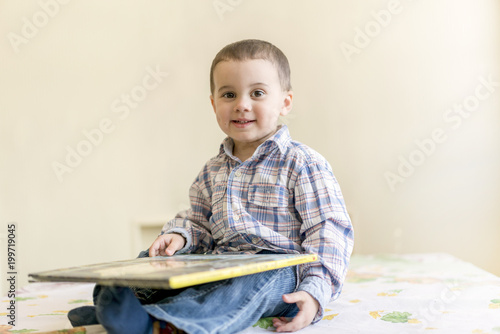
[222,92,235,99]
[251,90,265,98]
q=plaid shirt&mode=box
[162,125,353,319]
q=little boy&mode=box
[69,39,353,334]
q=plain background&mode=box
[1,0,499,294]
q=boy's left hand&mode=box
[272,291,320,332]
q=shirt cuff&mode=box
[161,227,192,254]
[297,276,332,323]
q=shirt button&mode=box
[233,215,240,222]
[235,170,242,177]
[251,237,260,244]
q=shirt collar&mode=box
[219,125,291,160]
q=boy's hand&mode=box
[272,291,320,332]
[149,233,186,257]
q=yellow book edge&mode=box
[33,325,106,334]
[32,327,86,334]
[169,253,318,289]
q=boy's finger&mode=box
[282,292,303,304]
[272,317,291,331]
[275,313,306,332]
[148,241,159,257]
[282,293,295,303]
[165,236,184,256]
[149,236,166,257]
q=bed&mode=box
[2,253,500,333]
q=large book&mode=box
[29,253,318,289]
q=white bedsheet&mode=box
[2,253,499,333]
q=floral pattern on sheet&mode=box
[0,283,93,333]
[2,254,500,333]
[242,253,500,333]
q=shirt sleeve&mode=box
[160,165,215,254]
[293,160,354,322]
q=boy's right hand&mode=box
[149,233,186,257]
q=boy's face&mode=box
[210,59,292,154]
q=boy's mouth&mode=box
[232,120,254,124]
[231,119,255,128]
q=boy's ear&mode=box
[280,91,293,116]
[210,95,216,113]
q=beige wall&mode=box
[1,0,499,294]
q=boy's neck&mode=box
[232,144,256,162]
[231,126,282,162]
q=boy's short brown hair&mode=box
[210,39,292,94]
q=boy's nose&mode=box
[234,96,251,112]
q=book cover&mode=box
[29,253,318,289]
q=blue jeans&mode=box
[110,250,299,333]
[145,266,298,333]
